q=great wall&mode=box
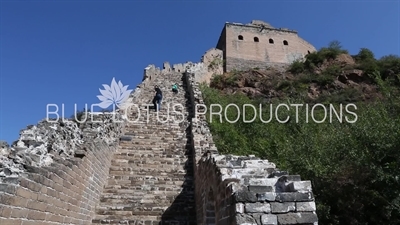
[0,20,319,225]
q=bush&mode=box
[377,54,400,80]
[289,60,305,74]
[355,48,375,62]
[303,41,347,70]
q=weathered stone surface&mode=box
[296,202,316,212]
[277,212,318,224]
[119,135,133,141]
[236,203,245,213]
[236,214,258,225]
[249,178,278,186]
[261,214,278,225]
[275,192,314,202]
[235,190,258,203]
[0,113,125,178]
[245,202,271,213]
[257,192,276,202]
[271,202,296,213]
[286,175,301,182]
[249,185,273,193]
[286,181,312,192]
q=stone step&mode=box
[99,190,194,199]
[103,180,191,189]
[122,127,183,131]
[113,151,190,157]
[92,75,196,224]
[105,178,193,186]
[96,196,195,205]
[109,161,191,167]
[92,217,197,225]
[107,173,190,178]
[95,205,195,216]
[108,170,190,176]
[108,169,193,174]
[118,144,191,149]
[110,157,190,163]
[117,147,190,152]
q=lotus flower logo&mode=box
[97,77,133,109]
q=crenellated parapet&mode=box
[142,47,224,86]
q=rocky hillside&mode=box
[210,47,400,104]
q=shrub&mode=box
[289,60,305,74]
[377,54,400,80]
[355,48,375,62]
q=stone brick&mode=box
[235,190,257,203]
[0,205,13,217]
[271,202,296,213]
[5,195,29,208]
[15,187,37,200]
[27,210,47,220]
[0,218,23,225]
[120,135,133,141]
[10,208,29,218]
[26,200,47,212]
[286,181,312,192]
[275,192,314,202]
[277,212,318,224]
[236,213,257,225]
[261,214,278,225]
[256,192,276,202]
[22,221,52,225]
[0,183,17,194]
[46,213,65,223]
[248,178,277,187]
[248,185,273,193]
[245,202,271,213]
[236,203,244,213]
[296,202,316,212]
[19,178,42,192]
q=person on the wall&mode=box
[152,85,163,112]
[172,83,178,94]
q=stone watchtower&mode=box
[216,20,317,72]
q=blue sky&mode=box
[0,0,399,144]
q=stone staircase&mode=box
[92,72,196,225]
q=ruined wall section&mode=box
[0,74,154,225]
[184,70,319,225]
[152,48,223,86]
[223,23,316,72]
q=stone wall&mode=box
[0,74,154,224]
[0,141,116,225]
[225,57,290,73]
[144,48,223,86]
[184,68,319,225]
